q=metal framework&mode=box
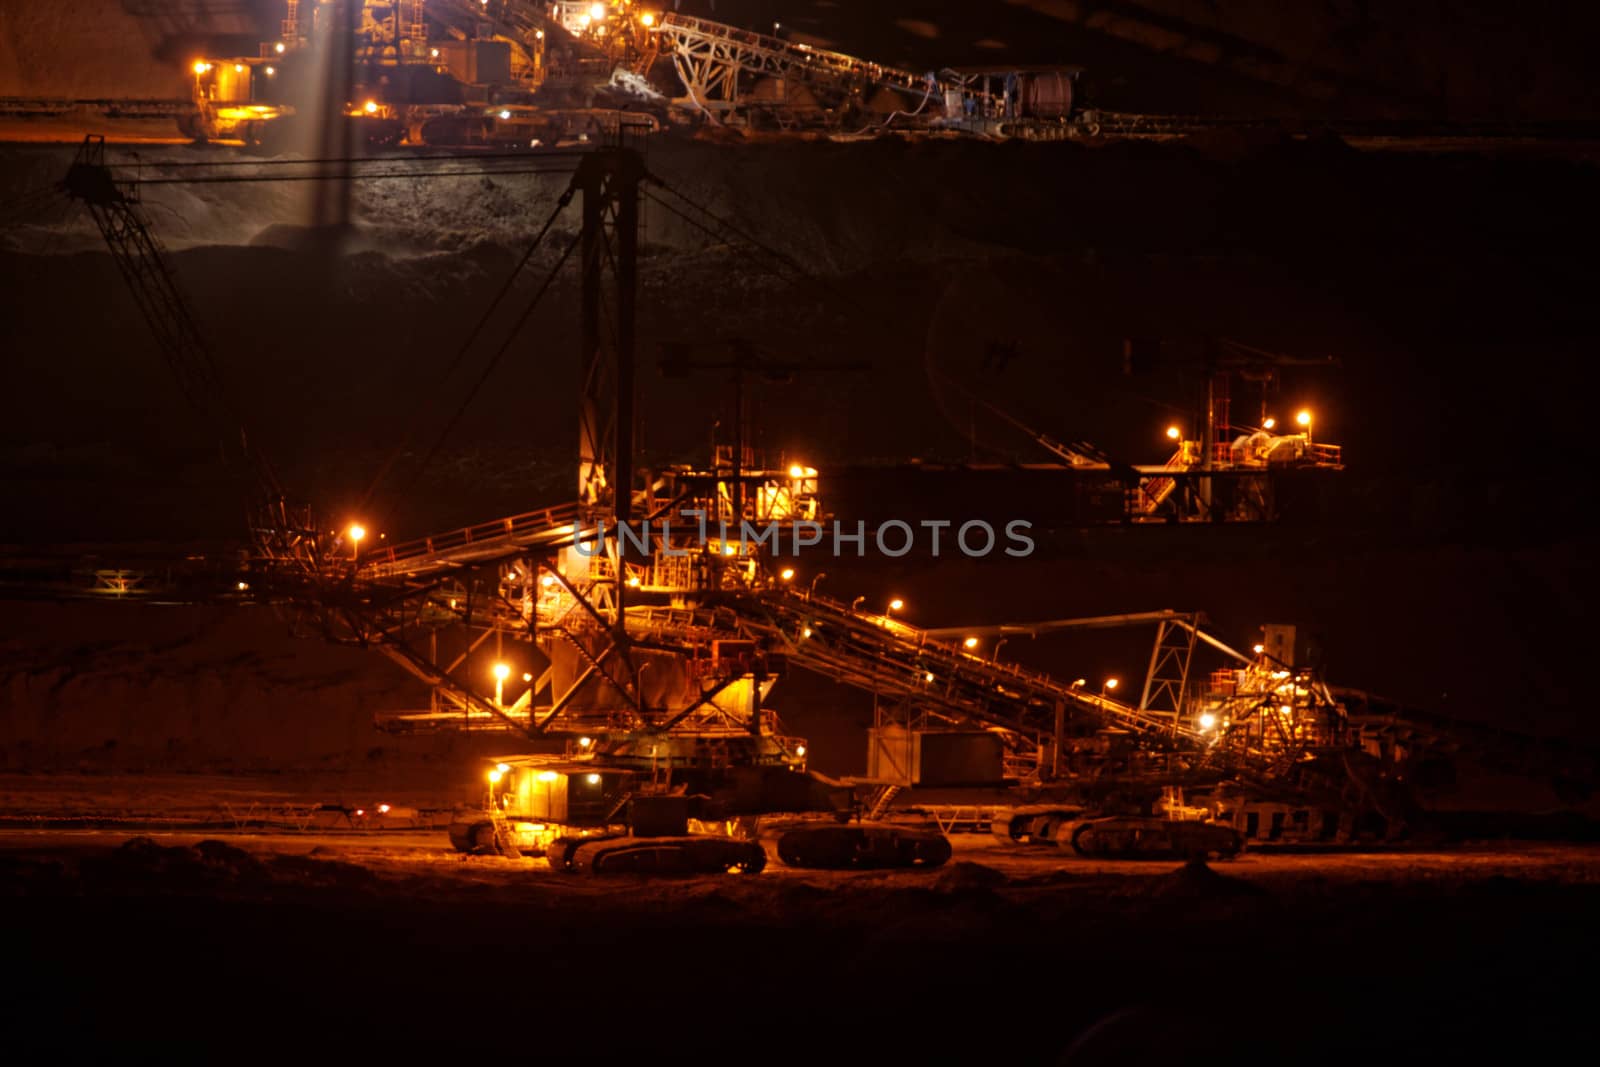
[651,12,946,118]
[55,133,1331,798]
[1139,614,1201,726]
[937,371,1340,526]
[427,0,553,80]
[61,137,320,570]
[57,131,1588,834]
[644,12,1101,139]
[33,3,1600,150]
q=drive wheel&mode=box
[909,833,952,868]
[727,843,767,874]
[990,809,1027,845]
[470,823,499,853]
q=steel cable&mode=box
[358,182,578,510]
[393,226,584,502]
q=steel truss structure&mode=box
[56,132,1595,835]
[51,135,1362,803]
[62,137,322,570]
[651,12,946,115]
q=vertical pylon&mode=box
[1139,614,1201,733]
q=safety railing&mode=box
[359,501,581,573]
[1305,442,1343,468]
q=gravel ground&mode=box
[4,828,1598,1062]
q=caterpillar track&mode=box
[547,834,768,875]
[775,823,953,870]
[1069,816,1244,860]
[989,806,1243,859]
[990,805,1089,846]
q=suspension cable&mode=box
[641,177,870,316]
[101,150,591,171]
[395,226,584,500]
[358,182,578,510]
[125,166,577,185]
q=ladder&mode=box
[1136,448,1193,514]
[865,784,902,820]
[487,803,522,857]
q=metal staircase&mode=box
[865,784,901,820]
[1134,448,1196,515]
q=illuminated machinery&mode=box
[366,2,657,144]
[361,460,830,782]
[1108,337,1339,523]
[56,138,1583,868]
[420,2,667,146]
[181,1,556,146]
[53,132,942,871]
[1122,426,1340,527]
[547,1,660,65]
[359,477,1260,859]
[176,0,321,141]
[52,114,1564,863]
[52,131,1372,863]
[182,2,428,144]
[893,610,1367,847]
[923,362,1341,526]
[183,57,293,143]
[1039,337,1344,524]
[320,142,1275,861]
[331,143,855,860]
[52,133,1597,866]
[641,11,1096,138]
[427,2,658,102]
[426,0,557,90]
[1193,625,1349,778]
[1185,338,1345,521]
[176,4,1098,146]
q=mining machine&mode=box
[51,132,1592,873]
[642,11,1092,137]
[172,2,1101,147]
[53,132,942,872]
[926,367,1342,527]
[178,1,660,148]
[34,4,1600,149]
